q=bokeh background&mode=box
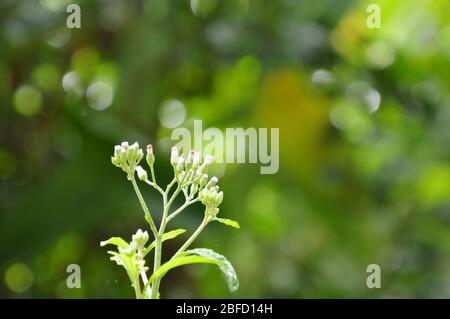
[1,0,450,298]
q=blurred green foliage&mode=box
[1,0,450,298]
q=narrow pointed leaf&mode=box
[214,218,240,229]
[100,237,129,248]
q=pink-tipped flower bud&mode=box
[203,155,214,165]
[146,144,155,167]
[206,176,218,189]
[176,156,185,174]
[170,146,179,166]
[199,174,208,188]
[185,151,194,170]
[192,151,201,164]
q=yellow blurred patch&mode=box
[255,69,330,178]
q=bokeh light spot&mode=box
[366,41,395,69]
[62,71,83,97]
[191,0,217,17]
[86,81,114,111]
[32,63,61,92]
[4,263,34,294]
[39,0,71,12]
[158,99,186,128]
[311,69,335,85]
[13,85,42,116]
[364,88,381,113]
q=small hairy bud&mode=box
[191,151,201,170]
[146,144,155,167]
[199,174,209,188]
[206,176,218,189]
[111,141,144,176]
[204,155,214,165]
[176,156,185,174]
[198,154,214,175]
[136,166,148,181]
[170,146,179,166]
[185,151,194,171]
[132,229,149,250]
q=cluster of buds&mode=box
[102,229,149,275]
[111,142,144,178]
[131,229,149,253]
[169,147,218,198]
[111,142,224,216]
[199,178,223,218]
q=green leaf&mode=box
[187,248,239,292]
[144,229,186,256]
[162,229,187,241]
[214,218,240,229]
[100,237,129,248]
[146,256,219,289]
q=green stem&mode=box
[128,273,142,299]
[171,215,209,260]
[143,179,165,196]
[130,176,158,239]
[151,180,181,298]
[151,235,162,298]
[139,171,203,298]
[167,198,199,222]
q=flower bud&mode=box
[146,144,155,167]
[204,155,214,165]
[206,176,218,189]
[199,174,208,188]
[215,191,223,205]
[111,142,144,175]
[176,156,185,174]
[127,142,139,162]
[132,229,149,250]
[185,151,194,170]
[111,156,121,167]
[114,145,121,156]
[170,146,179,166]
[190,183,199,196]
[199,154,214,174]
[192,151,201,170]
[136,165,148,181]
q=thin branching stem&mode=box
[130,176,158,239]
[171,214,210,260]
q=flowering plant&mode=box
[101,142,239,299]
